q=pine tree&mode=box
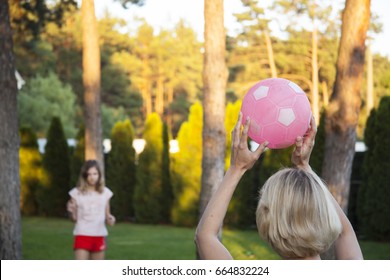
[358,96,390,240]
[134,113,164,223]
[160,122,173,223]
[357,108,377,228]
[38,117,71,217]
[171,103,203,226]
[106,119,136,221]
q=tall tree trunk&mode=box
[366,42,374,117]
[166,85,174,129]
[82,0,103,167]
[264,30,277,78]
[0,0,22,259]
[142,57,152,116]
[322,80,329,108]
[322,0,370,213]
[199,0,228,252]
[156,74,164,115]
[311,25,320,122]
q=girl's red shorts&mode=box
[73,235,106,252]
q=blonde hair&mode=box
[256,168,342,259]
[77,160,104,193]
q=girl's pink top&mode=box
[69,187,113,236]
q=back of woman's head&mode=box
[256,168,342,259]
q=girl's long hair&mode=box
[77,160,104,193]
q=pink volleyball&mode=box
[240,78,312,149]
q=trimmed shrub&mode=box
[171,103,203,227]
[37,117,70,217]
[106,119,136,221]
[133,113,164,223]
[358,96,390,241]
[19,127,44,215]
[160,122,173,223]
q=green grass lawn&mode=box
[21,217,390,260]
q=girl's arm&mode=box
[105,200,116,226]
[195,114,268,260]
[291,117,363,260]
[66,198,77,222]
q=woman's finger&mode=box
[239,116,250,147]
[302,116,316,147]
[232,112,243,148]
[254,141,268,158]
[294,136,303,156]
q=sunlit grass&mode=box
[22,217,389,260]
[222,228,280,260]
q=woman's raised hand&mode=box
[230,113,268,171]
[291,116,317,171]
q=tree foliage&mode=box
[101,104,127,138]
[358,96,390,241]
[171,103,203,226]
[10,0,78,78]
[106,119,136,221]
[133,113,165,223]
[38,117,71,217]
[19,127,44,215]
[18,71,77,137]
[6,0,390,233]
[161,122,173,224]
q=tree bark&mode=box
[142,57,152,116]
[82,0,103,167]
[156,74,164,115]
[311,25,320,122]
[366,42,374,117]
[322,0,370,214]
[322,80,329,108]
[0,0,22,259]
[264,30,277,78]
[199,0,228,236]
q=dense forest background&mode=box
[3,1,389,257]
[12,0,389,140]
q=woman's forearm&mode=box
[195,167,246,259]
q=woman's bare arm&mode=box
[195,114,267,259]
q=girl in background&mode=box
[67,160,115,260]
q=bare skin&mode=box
[195,113,363,260]
[67,166,115,260]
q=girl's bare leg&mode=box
[75,249,90,260]
[91,251,105,260]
